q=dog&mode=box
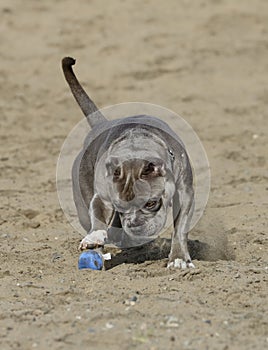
[62,57,195,268]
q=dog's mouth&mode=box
[124,223,159,237]
[120,198,165,237]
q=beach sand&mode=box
[0,1,267,349]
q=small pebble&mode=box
[52,253,62,262]
[124,295,138,306]
[130,295,138,302]
[166,316,179,328]
[203,319,212,325]
[105,322,114,329]
[28,221,40,229]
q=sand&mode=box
[0,0,267,349]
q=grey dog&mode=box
[62,57,195,268]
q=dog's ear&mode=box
[141,159,166,178]
[105,156,121,178]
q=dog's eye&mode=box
[145,200,158,210]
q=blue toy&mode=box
[78,250,103,270]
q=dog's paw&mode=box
[167,258,195,269]
[79,230,108,250]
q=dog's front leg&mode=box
[168,184,195,269]
[79,194,114,250]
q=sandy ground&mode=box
[0,0,267,349]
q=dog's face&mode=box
[105,157,175,238]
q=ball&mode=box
[78,250,103,270]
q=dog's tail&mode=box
[62,57,107,127]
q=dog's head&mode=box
[105,156,175,238]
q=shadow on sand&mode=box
[103,235,235,270]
